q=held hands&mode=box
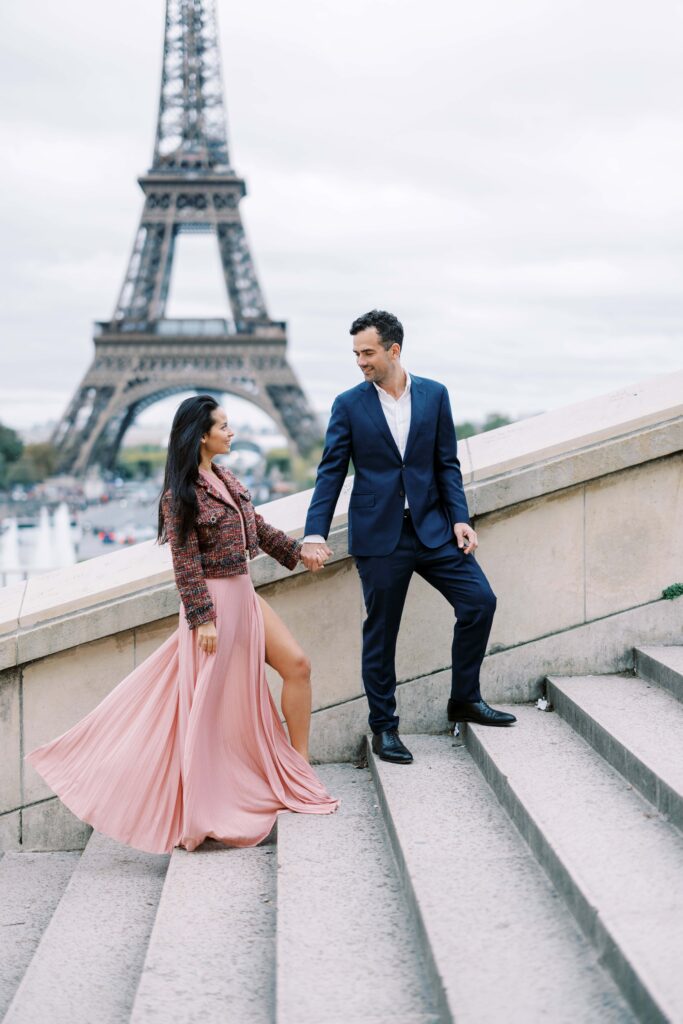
[300,541,333,572]
[196,621,217,655]
[454,522,478,555]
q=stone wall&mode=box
[1,370,682,850]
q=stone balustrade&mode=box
[1,369,682,851]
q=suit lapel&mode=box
[359,382,402,461]
[403,376,426,461]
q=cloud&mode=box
[0,0,681,431]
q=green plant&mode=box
[455,413,514,440]
[0,422,23,488]
[662,583,683,600]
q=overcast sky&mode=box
[1,0,682,435]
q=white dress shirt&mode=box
[304,370,411,544]
[373,370,412,460]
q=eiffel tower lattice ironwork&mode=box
[53,0,321,474]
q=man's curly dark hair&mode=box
[349,310,404,351]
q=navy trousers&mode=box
[354,513,497,734]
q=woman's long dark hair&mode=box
[157,394,219,545]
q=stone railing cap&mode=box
[1,368,681,636]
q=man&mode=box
[300,310,516,764]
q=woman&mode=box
[25,395,339,854]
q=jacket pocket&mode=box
[197,505,230,527]
[349,492,375,508]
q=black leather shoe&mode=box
[371,729,414,764]
[447,698,517,726]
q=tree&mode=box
[454,420,478,440]
[456,413,514,440]
[0,423,23,488]
[482,413,513,432]
[6,442,60,487]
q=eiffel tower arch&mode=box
[54,0,321,475]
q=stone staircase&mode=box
[1,646,681,1023]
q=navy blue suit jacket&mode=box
[304,375,471,557]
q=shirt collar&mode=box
[373,369,411,400]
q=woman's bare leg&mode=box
[258,595,312,761]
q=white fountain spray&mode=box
[53,502,77,567]
[0,518,23,586]
[32,506,55,574]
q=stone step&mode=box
[129,840,276,1023]
[3,832,169,1024]
[634,645,683,701]
[276,763,440,1024]
[368,735,633,1024]
[466,707,683,1024]
[547,673,683,830]
[0,851,80,1019]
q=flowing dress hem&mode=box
[25,751,340,856]
[23,757,175,855]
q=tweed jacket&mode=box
[161,464,301,629]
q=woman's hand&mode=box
[196,621,217,655]
[300,542,333,572]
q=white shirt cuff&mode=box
[302,535,326,544]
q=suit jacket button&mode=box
[399,489,405,497]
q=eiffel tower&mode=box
[53,0,320,475]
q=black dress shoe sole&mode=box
[374,751,414,763]
[447,711,516,726]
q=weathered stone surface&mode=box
[277,764,438,1024]
[467,369,683,482]
[309,692,370,764]
[478,595,683,703]
[130,843,275,1024]
[0,582,26,637]
[468,708,683,1022]
[0,811,21,851]
[0,668,20,814]
[369,735,633,1023]
[469,419,683,517]
[635,644,683,701]
[3,831,168,1024]
[23,633,135,804]
[19,542,174,629]
[585,455,683,619]
[16,584,179,667]
[2,373,679,660]
[0,850,80,1018]
[477,486,585,648]
[0,634,17,674]
[21,799,92,852]
[306,597,683,762]
[260,558,364,713]
[548,672,683,829]
[2,374,681,847]
[133,615,177,666]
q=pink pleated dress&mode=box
[25,470,339,854]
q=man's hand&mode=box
[197,621,217,655]
[300,541,333,572]
[454,522,478,555]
